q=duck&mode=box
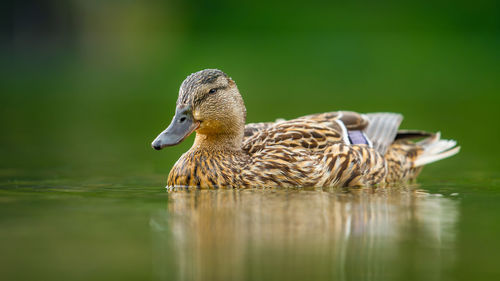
[151,69,460,188]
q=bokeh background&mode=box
[1,1,499,281]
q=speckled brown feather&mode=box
[168,149,249,189]
[239,117,388,188]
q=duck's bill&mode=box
[151,108,199,150]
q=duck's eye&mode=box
[208,88,217,94]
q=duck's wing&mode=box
[243,118,346,154]
[245,111,404,155]
[241,117,388,188]
[364,113,403,155]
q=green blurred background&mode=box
[1,1,500,281]
[1,0,499,180]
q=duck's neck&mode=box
[192,131,244,152]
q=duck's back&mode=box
[241,111,458,187]
[241,113,388,187]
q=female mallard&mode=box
[152,69,459,188]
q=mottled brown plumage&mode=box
[152,69,460,188]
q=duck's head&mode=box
[152,69,246,150]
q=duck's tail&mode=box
[414,132,460,167]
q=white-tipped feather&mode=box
[427,139,457,155]
[414,133,460,167]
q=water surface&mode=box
[1,175,499,281]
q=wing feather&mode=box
[364,113,403,155]
[243,119,344,154]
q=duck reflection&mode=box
[151,188,458,281]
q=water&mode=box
[1,174,499,281]
[155,187,457,281]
